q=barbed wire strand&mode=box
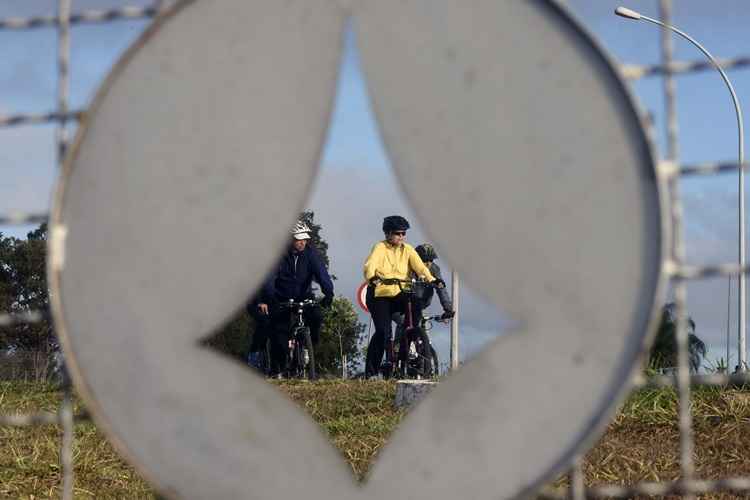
[0,310,47,327]
[622,56,750,80]
[0,213,49,226]
[0,6,158,31]
[1,1,750,498]
[0,110,82,128]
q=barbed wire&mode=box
[0,212,49,226]
[1,1,749,498]
[0,5,158,31]
[0,310,48,327]
[622,56,750,80]
[0,410,90,427]
[0,110,82,128]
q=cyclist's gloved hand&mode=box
[433,278,446,289]
[321,295,334,308]
[441,310,455,321]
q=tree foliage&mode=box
[649,302,707,372]
[299,210,329,268]
[315,296,366,376]
[0,224,54,352]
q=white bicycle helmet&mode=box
[291,220,312,240]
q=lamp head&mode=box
[615,7,642,20]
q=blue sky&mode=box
[1,0,749,367]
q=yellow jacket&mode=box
[363,241,436,298]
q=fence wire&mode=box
[0,1,748,499]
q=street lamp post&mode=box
[616,6,746,370]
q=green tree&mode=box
[202,308,253,359]
[649,302,707,373]
[0,224,58,381]
[315,296,366,377]
[0,224,53,352]
[299,211,330,268]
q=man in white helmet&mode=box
[251,220,334,377]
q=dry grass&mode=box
[551,386,750,499]
[2,381,750,498]
[0,382,153,499]
[275,379,405,479]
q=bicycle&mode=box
[374,278,444,379]
[275,298,318,380]
[394,312,448,378]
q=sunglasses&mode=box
[391,231,407,236]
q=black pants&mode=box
[248,306,271,353]
[365,293,422,377]
[268,305,322,375]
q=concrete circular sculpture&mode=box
[48,1,666,499]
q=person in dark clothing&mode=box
[245,295,272,371]
[257,221,334,377]
[414,244,455,319]
[390,244,455,355]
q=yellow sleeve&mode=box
[408,246,436,281]
[363,242,384,281]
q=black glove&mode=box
[321,295,334,308]
[441,310,455,321]
[433,278,446,289]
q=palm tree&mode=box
[649,303,707,372]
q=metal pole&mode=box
[56,1,74,499]
[616,7,746,370]
[727,276,732,372]
[569,456,585,500]
[450,270,459,371]
[659,0,679,164]
[338,332,345,379]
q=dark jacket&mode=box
[261,245,334,303]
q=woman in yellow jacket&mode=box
[363,215,442,378]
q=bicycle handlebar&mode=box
[372,277,443,292]
[278,298,319,309]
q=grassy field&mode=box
[1,380,750,498]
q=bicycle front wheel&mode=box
[301,328,316,380]
[414,329,433,378]
[429,344,439,378]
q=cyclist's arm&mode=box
[260,271,278,305]
[408,246,436,282]
[431,262,454,312]
[247,294,270,316]
[363,242,385,281]
[309,248,334,298]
